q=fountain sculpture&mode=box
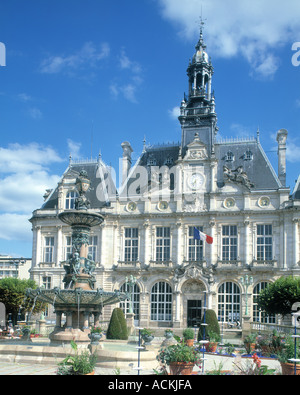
[26,170,127,346]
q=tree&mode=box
[198,309,220,341]
[257,276,300,317]
[0,278,46,325]
[106,307,128,340]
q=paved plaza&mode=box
[0,353,282,375]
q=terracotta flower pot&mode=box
[280,362,300,375]
[205,342,218,353]
[169,362,194,375]
[185,339,194,347]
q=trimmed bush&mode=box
[198,309,220,341]
[106,308,128,340]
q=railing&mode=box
[251,322,300,336]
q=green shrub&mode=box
[183,328,194,340]
[197,309,220,341]
[106,308,128,340]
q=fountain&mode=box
[0,170,158,371]
[26,169,127,346]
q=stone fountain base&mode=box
[49,328,90,347]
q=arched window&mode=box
[151,282,172,321]
[65,191,78,209]
[253,282,276,324]
[119,282,140,320]
[218,282,241,322]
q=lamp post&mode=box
[240,275,253,316]
[125,275,137,314]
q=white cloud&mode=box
[67,139,82,159]
[168,106,180,119]
[40,42,110,75]
[0,143,63,245]
[158,0,300,78]
[110,49,143,103]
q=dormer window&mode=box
[147,155,157,166]
[243,149,253,161]
[65,190,78,209]
[165,157,173,166]
[225,151,234,162]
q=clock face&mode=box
[188,173,205,190]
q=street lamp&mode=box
[125,275,137,314]
[240,275,253,316]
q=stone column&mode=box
[55,311,62,329]
[66,311,72,329]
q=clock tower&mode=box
[179,22,218,157]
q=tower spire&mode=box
[178,20,218,154]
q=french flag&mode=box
[194,227,213,244]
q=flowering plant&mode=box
[90,326,103,334]
[233,353,276,375]
[157,340,202,367]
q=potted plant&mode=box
[243,332,257,354]
[88,326,103,345]
[140,328,154,345]
[276,335,300,375]
[183,328,195,347]
[157,339,202,375]
[205,330,221,353]
[57,341,97,375]
[164,329,174,339]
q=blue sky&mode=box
[1,0,300,257]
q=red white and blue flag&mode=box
[194,227,213,244]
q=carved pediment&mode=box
[183,133,208,161]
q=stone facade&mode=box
[29,27,300,329]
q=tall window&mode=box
[222,225,238,261]
[124,228,139,262]
[65,236,72,260]
[44,237,54,263]
[253,282,276,324]
[188,226,203,261]
[218,282,241,322]
[119,282,140,319]
[65,191,78,209]
[88,236,98,261]
[151,282,172,321]
[156,227,171,262]
[42,276,51,289]
[257,225,273,261]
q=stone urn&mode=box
[88,332,102,345]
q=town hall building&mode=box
[29,27,300,330]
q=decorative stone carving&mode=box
[223,165,254,190]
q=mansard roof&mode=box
[215,137,281,190]
[42,160,116,210]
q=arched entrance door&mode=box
[182,280,206,328]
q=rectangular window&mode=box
[257,224,273,261]
[44,237,54,263]
[124,228,139,262]
[65,236,72,260]
[188,226,203,261]
[222,225,237,261]
[89,236,98,261]
[42,276,51,289]
[156,227,171,262]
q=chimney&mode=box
[121,141,133,185]
[276,129,288,187]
